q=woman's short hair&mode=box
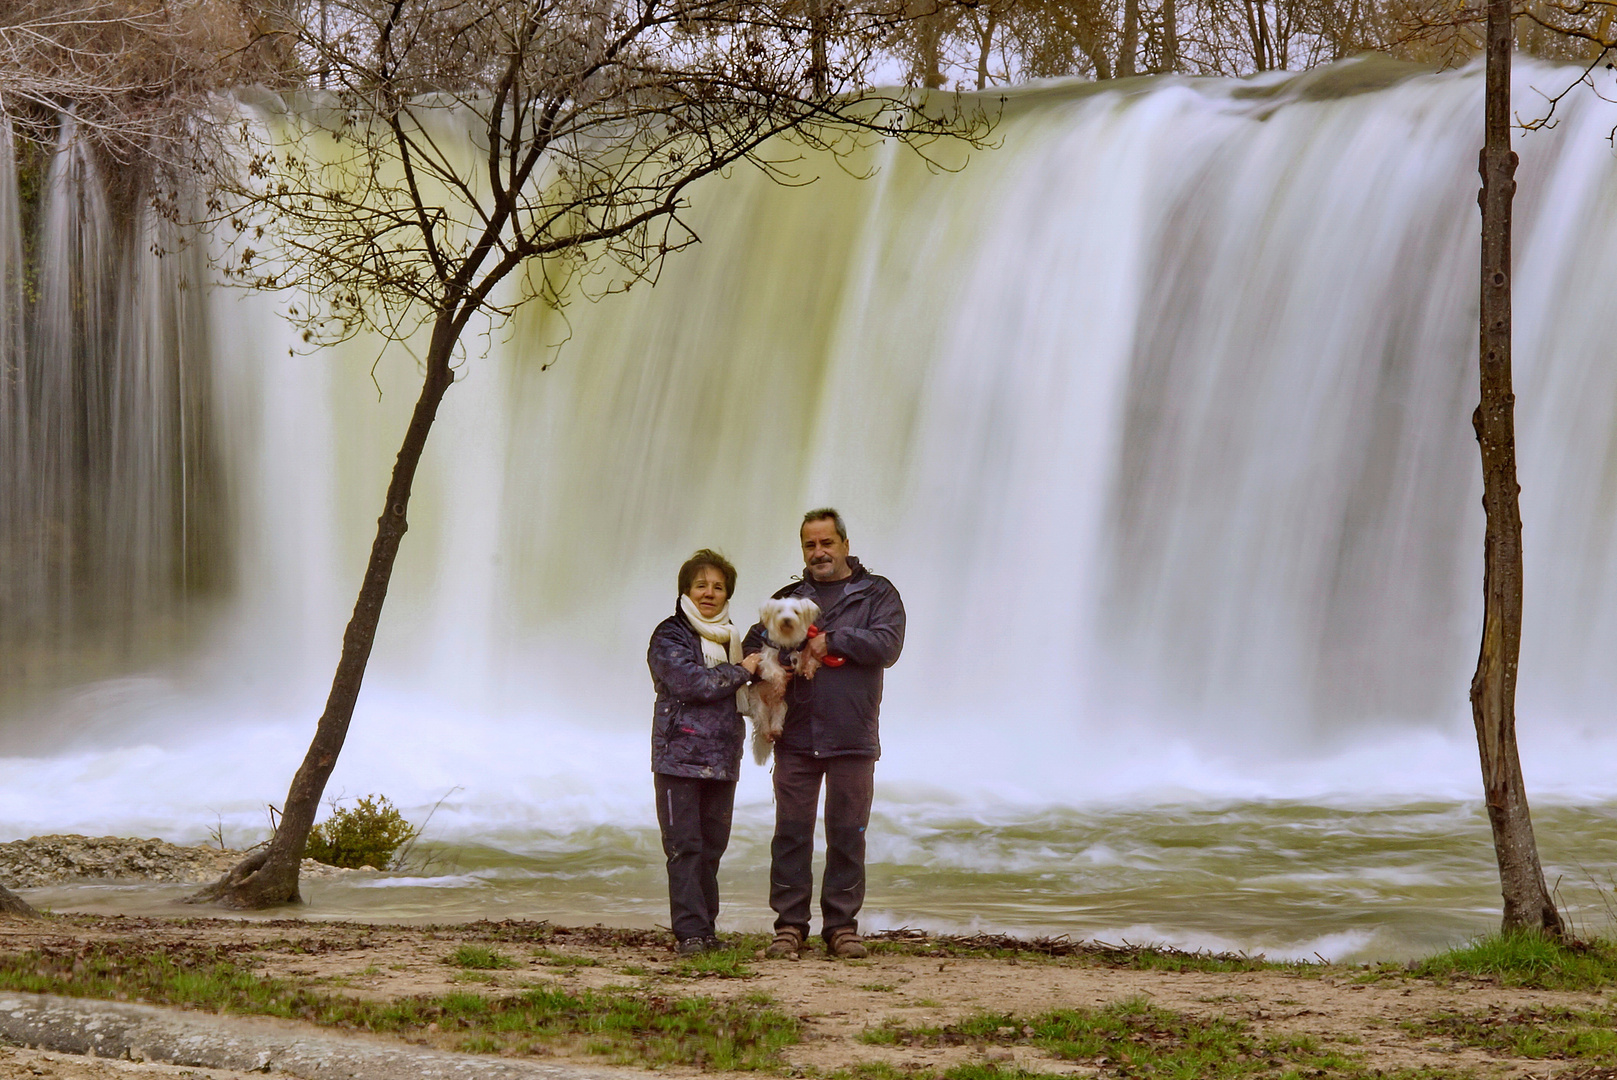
[678,549,737,597]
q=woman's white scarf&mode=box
[680,594,743,668]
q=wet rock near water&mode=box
[0,835,375,888]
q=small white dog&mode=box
[740,596,822,764]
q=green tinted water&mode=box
[31,799,1617,962]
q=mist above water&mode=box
[3,60,1617,953]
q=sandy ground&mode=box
[0,1044,261,1079]
[1,916,1614,1079]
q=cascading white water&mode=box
[0,116,221,701]
[3,58,1617,954]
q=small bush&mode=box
[303,795,416,870]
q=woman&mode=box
[647,549,761,956]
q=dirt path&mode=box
[1,917,1611,1079]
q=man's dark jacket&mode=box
[647,604,751,781]
[743,557,905,759]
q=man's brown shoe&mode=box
[827,927,867,959]
[766,926,805,960]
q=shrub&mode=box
[303,795,416,870]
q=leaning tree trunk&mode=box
[1472,0,1565,939]
[0,883,36,917]
[187,316,457,908]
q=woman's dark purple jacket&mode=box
[647,603,751,781]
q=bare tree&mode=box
[1471,0,1565,938]
[184,0,991,909]
[0,1,251,165]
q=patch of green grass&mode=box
[530,948,601,967]
[857,997,1367,1079]
[0,943,799,1069]
[447,944,519,970]
[671,947,757,979]
[1410,1004,1617,1059]
[860,982,899,992]
[620,964,653,976]
[1114,947,1302,975]
[862,935,1303,975]
[825,1066,1468,1080]
[858,1021,902,1046]
[1410,933,1617,989]
[942,1067,1066,1080]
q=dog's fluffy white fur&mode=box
[740,597,821,764]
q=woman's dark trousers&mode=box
[769,750,875,940]
[654,773,736,942]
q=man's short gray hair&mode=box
[801,507,847,542]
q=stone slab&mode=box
[0,993,636,1080]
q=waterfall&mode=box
[3,58,1617,843]
[0,117,222,707]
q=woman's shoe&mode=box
[765,926,805,960]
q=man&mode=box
[745,508,905,960]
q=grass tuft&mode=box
[1409,1004,1617,1059]
[530,948,601,967]
[1410,932,1617,989]
[854,997,1365,1079]
[447,944,519,970]
[671,946,757,979]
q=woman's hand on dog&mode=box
[741,653,762,675]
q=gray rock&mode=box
[0,992,636,1080]
[0,835,370,888]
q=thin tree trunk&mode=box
[0,883,36,917]
[1162,0,1177,72]
[1120,0,1140,76]
[1472,0,1564,939]
[187,315,457,908]
[919,4,944,89]
[1256,0,1275,69]
[1082,33,1113,79]
[1241,0,1266,70]
[975,10,996,89]
[808,0,829,96]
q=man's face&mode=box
[801,518,852,582]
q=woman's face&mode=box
[686,566,729,619]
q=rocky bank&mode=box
[0,835,369,888]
